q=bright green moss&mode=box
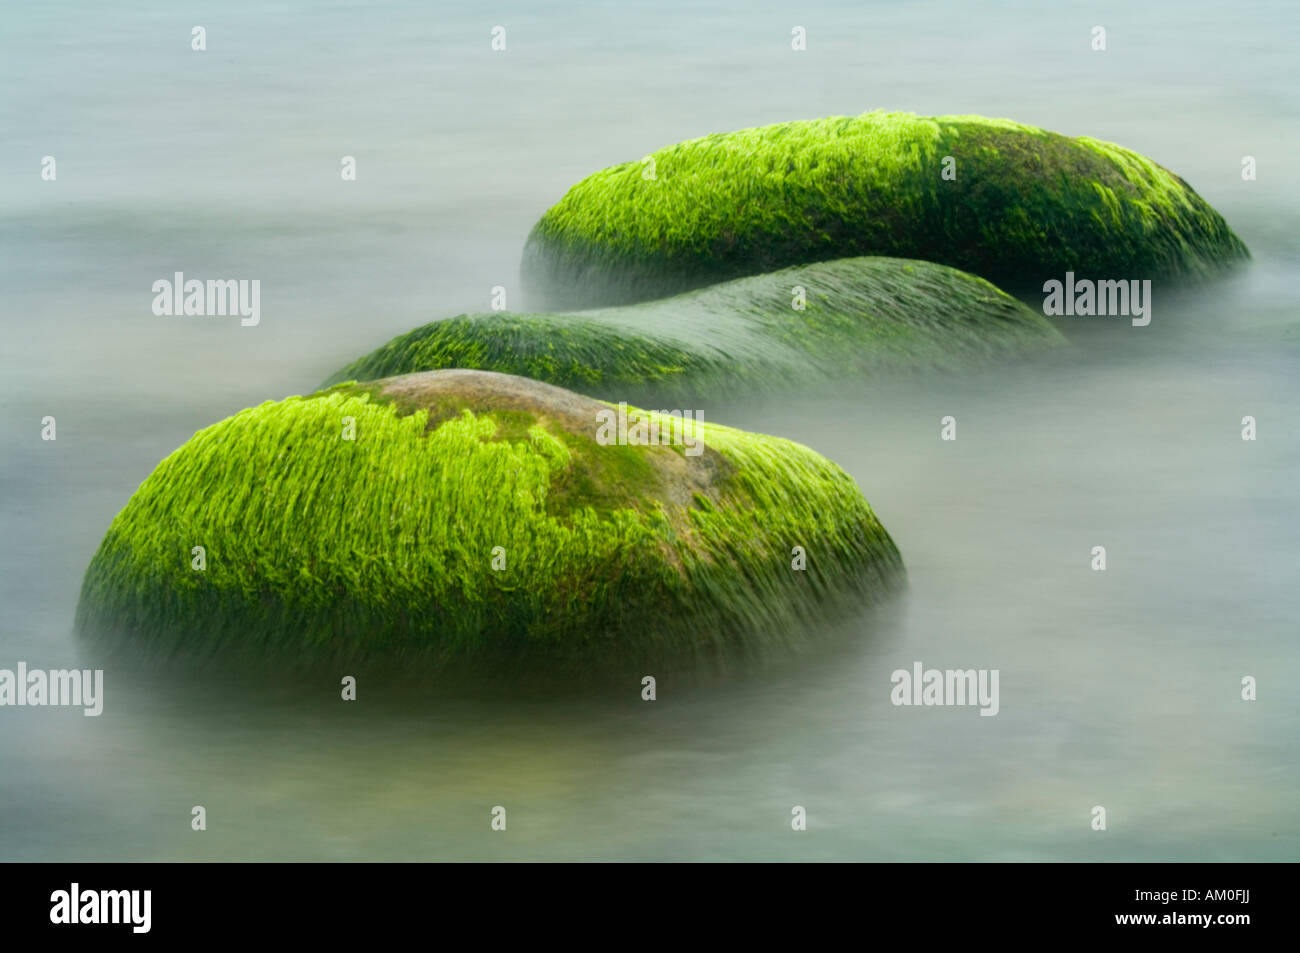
[76,370,903,674]
[521,111,1250,309]
[326,257,1066,405]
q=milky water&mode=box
[1,1,1297,860]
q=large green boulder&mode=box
[327,257,1066,405]
[521,111,1249,309]
[76,370,903,673]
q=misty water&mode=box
[2,1,1297,860]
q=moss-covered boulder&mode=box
[522,111,1249,309]
[327,257,1066,405]
[76,370,903,673]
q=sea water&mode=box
[1,0,1296,860]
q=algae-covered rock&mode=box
[522,111,1249,309]
[326,257,1066,404]
[76,370,903,672]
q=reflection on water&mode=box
[1,0,1297,860]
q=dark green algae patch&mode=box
[76,370,904,678]
[325,256,1067,405]
[521,111,1250,310]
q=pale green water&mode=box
[1,1,1297,860]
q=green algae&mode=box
[521,111,1250,309]
[325,256,1067,405]
[76,370,903,675]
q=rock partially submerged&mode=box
[76,370,903,674]
[326,257,1067,405]
[522,111,1249,309]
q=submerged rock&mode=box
[326,257,1067,404]
[521,111,1249,309]
[76,370,903,673]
